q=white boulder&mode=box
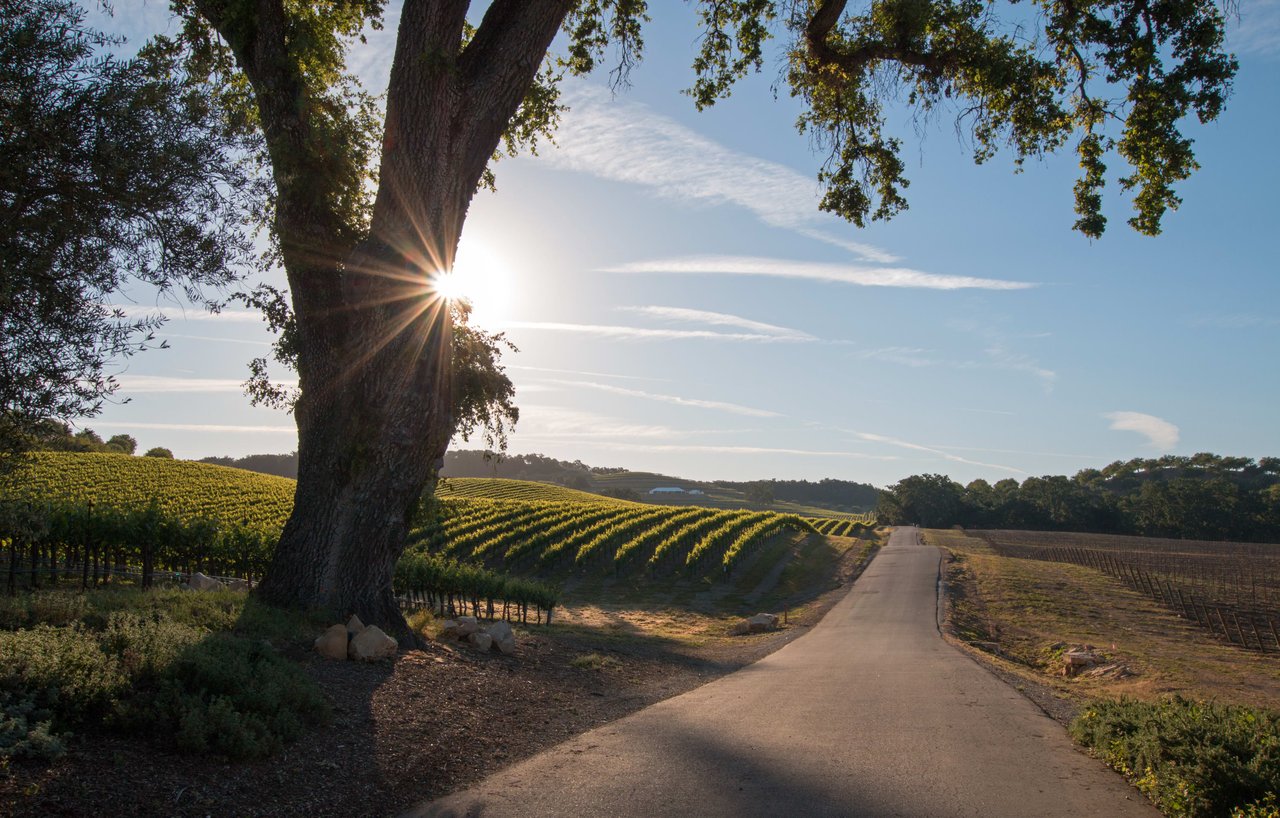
[189,572,226,592]
[468,631,493,652]
[346,614,367,635]
[314,624,349,661]
[455,616,480,637]
[349,625,398,661]
[488,621,516,654]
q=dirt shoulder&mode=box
[2,542,878,818]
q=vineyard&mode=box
[808,514,878,537]
[407,499,819,577]
[971,529,1280,653]
[0,454,874,623]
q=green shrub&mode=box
[0,609,329,762]
[0,690,66,760]
[0,590,89,630]
[139,633,331,760]
[0,625,127,724]
[1071,697,1280,818]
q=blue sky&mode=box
[90,2,1279,486]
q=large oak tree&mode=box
[169,0,1235,631]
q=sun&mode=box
[432,236,514,326]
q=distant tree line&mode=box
[878,454,1280,541]
[714,478,879,513]
[199,452,299,479]
[27,421,172,458]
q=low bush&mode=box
[137,634,331,760]
[1070,697,1280,818]
[0,603,330,762]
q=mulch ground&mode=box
[0,609,826,818]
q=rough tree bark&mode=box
[194,0,574,632]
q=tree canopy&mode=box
[877,454,1280,541]
[0,0,260,461]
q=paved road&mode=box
[409,527,1158,818]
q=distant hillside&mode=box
[200,452,298,479]
[435,477,632,505]
[441,450,878,515]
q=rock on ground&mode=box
[315,624,349,661]
[350,626,398,661]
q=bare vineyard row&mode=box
[974,530,1280,653]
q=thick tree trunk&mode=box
[254,283,454,630]
[213,0,574,635]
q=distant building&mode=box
[648,487,686,495]
[688,489,705,495]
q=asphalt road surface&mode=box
[409,527,1159,818]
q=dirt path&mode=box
[409,527,1159,818]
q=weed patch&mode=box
[1070,697,1280,818]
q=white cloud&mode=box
[855,432,1028,474]
[90,421,294,434]
[617,306,816,340]
[852,346,941,368]
[107,305,263,323]
[552,380,781,418]
[509,365,668,382]
[163,333,273,348]
[563,441,900,460]
[499,320,810,343]
[542,83,900,263]
[604,255,1035,291]
[511,405,687,440]
[118,375,297,394]
[1103,411,1180,450]
[1228,0,1280,57]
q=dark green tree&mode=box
[0,0,259,462]
[166,0,1235,629]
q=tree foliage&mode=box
[878,453,1280,541]
[0,0,260,461]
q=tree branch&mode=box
[803,0,959,75]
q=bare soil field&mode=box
[928,528,1280,717]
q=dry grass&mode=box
[929,528,1280,709]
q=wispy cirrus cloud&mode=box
[510,405,689,440]
[90,421,294,434]
[509,365,668,382]
[855,432,1028,474]
[118,375,296,394]
[851,346,941,368]
[1228,0,1280,57]
[604,255,1035,291]
[555,441,900,460]
[107,305,263,323]
[1103,411,1180,450]
[552,380,781,418]
[616,306,817,341]
[542,83,899,263]
[499,320,810,343]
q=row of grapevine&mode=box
[807,515,877,537]
[723,515,811,573]
[394,552,559,624]
[0,498,276,591]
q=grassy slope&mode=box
[928,528,1280,710]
